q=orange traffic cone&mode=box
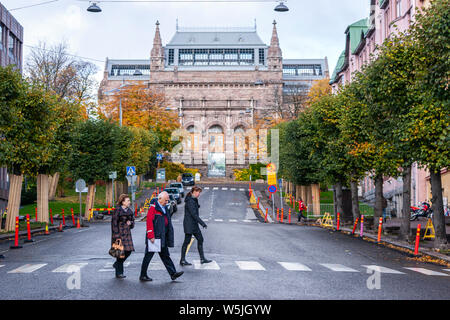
[44,223,50,235]
[58,222,64,232]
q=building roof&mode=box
[346,18,370,55]
[166,27,266,47]
[329,50,346,84]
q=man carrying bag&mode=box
[139,191,184,282]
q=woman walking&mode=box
[180,186,212,266]
[111,194,135,279]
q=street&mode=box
[0,185,449,300]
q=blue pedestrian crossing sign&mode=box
[126,166,136,176]
[156,154,163,161]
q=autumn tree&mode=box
[99,83,179,152]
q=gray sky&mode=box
[3,0,370,84]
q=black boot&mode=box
[180,243,192,266]
[198,244,212,264]
[115,261,126,278]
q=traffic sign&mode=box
[109,171,117,179]
[267,163,276,173]
[157,154,163,161]
[126,166,136,176]
[268,172,277,185]
[268,185,277,194]
[75,179,86,192]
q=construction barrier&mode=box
[423,218,435,240]
[277,208,279,222]
[71,208,75,226]
[58,222,64,232]
[322,212,334,228]
[50,209,53,225]
[377,217,383,243]
[288,208,291,224]
[281,208,284,223]
[24,214,34,243]
[352,218,359,235]
[44,223,50,235]
[62,209,66,226]
[414,224,421,255]
[10,217,22,249]
[77,218,80,229]
[265,208,268,223]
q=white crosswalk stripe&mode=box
[8,264,47,273]
[0,265,4,268]
[444,269,450,272]
[213,187,219,190]
[239,188,245,191]
[320,264,359,272]
[52,263,88,273]
[362,265,404,274]
[204,187,209,190]
[222,187,228,190]
[242,220,253,223]
[235,261,266,271]
[214,219,223,222]
[193,260,221,270]
[186,187,192,190]
[98,261,130,272]
[230,188,236,191]
[229,219,238,222]
[148,261,166,270]
[278,262,312,271]
[404,268,449,276]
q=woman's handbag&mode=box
[109,239,125,258]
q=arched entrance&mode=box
[207,124,225,177]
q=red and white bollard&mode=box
[277,208,279,222]
[265,208,268,223]
[352,218,359,235]
[50,208,54,225]
[377,217,383,243]
[281,208,284,223]
[24,214,34,243]
[35,207,38,222]
[62,209,66,226]
[360,215,364,237]
[10,217,22,249]
[337,212,340,231]
[414,224,421,256]
[71,208,75,226]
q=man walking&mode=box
[140,191,184,282]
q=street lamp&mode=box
[87,2,102,12]
[133,68,143,76]
[274,1,289,12]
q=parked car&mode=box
[181,173,195,186]
[165,187,182,204]
[170,182,185,197]
[168,194,177,215]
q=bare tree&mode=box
[25,41,98,102]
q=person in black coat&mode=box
[180,186,212,266]
[139,191,184,282]
[111,194,135,279]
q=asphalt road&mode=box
[0,185,449,300]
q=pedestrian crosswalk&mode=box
[172,218,259,224]
[186,186,251,192]
[1,261,449,277]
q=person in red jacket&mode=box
[139,191,184,282]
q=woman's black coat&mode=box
[183,194,206,234]
[111,206,135,251]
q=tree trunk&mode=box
[350,176,360,222]
[306,185,313,208]
[312,184,320,216]
[399,165,412,242]
[36,174,49,223]
[295,185,301,201]
[300,185,307,203]
[5,174,23,231]
[374,174,383,224]
[48,172,59,201]
[334,182,344,221]
[84,184,96,220]
[430,169,447,250]
[105,181,113,207]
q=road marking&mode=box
[404,268,449,276]
[148,261,166,270]
[320,264,359,272]
[444,269,450,272]
[193,260,221,270]
[99,261,130,272]
[278,262,312,271]
[230,188,236,191]
[214,219,223,222]
[239,188,245,191]
[203,219,209,221]
[222,187,228,190]
[204,187,209,190]
[0,265,4,268]
[8,263,47,273]
[235,261,266,271]
[242,220,253,223]
[213,187,219,190]
[76,229,89,233]
[52,263,88,273]
[229,219,238,222]
[362,265,404,274]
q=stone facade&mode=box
[99,20,328,178]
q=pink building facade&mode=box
[329,0,434,218]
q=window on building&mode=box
[8,33,14,57]
[396,0,401,18]
[185,125,200,152]
[208,125,224,153]
[259,48,265,65]
[0,25,3,48]
[239,49,254,65]
[234,126,247,154]
[168,49,174,65]
[194,49,208,65]
[282,65,296,76]
[110,64,150,76]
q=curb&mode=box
[0,225,61,241]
